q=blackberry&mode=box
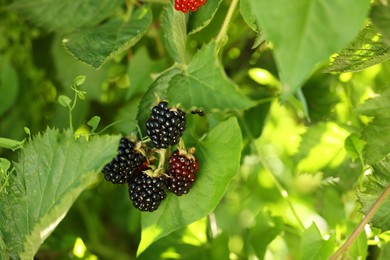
[102,137,146,184]
[174,0,207,13]
[145,101,186,149]
[166,150,199,196]
[128,172,167,212]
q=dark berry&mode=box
[174,0,207,13]
[166,150,199,196]
[146,101,186,149]
[128,172,167,212]
[102,137,146,184]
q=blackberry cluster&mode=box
[128,172,167,212]
[166,150,199,196]
[145,101,186,149]
[174,0,207,13]
[102,137,146,184]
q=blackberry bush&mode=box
[102,137,146,184]
[145,101,187,149]
[128,172,167,212]
[166,149,199,196]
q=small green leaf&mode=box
[87,116,101,133]
[240,0,258,32]
[63,6,152,69]
[137,117,242,255]
[187,0,224,35]
[0,138,24,151]
[10,0,123,32]
[58,95,72,107]
[249,0,371,98]
[0,129,119,258]
[0,158,11,175]
[300,222,336,260]
[161,4,187,64]
[248,210,283,259]
[345,133,366,162]
[72,75,86,87]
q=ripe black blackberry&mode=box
[166,149,199,196]
[145,101,186,149]
[128,172,167,212]
[102,137,146,184]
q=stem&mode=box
[330,184,390,260]
[215,0,239,47]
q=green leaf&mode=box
[187,0,224,35]
[0,138,24,151]
[167,42,255,110]
[240,0,258,32]
[300,222,336,260]
[249,0,371,98]
[63,6,152,69]
[87,116,101,133]
[248,210,283,259]
[0,60,19,117]
[358,156,390,230]
[357,89,390,164]
[58,95,72,108]
[10,0,123,32]
[72,75,86,87]
[345,133,366,162]
[137,117,242,255]
[371,3,390,45]
[0,129,119,258]
[161,4,187,64]
[324,25,390,73]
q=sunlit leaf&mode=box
[345,133,366,162]
[324,25,390,73]
[249,0,371,98]
[0,129,119,258]
[0,138,24,151]
[300,222,336,260]
[63,7,152,69]
[138,117,242,255]
[11,0,123,32]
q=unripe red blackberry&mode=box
[166,149,199,196]
[145,101,186,149]
[174,0,207,13]
[102,137,146,184]
[128,172,167,212]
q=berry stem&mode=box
[329,183,390,260]
[215,0,239,48]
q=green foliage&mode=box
[0,129,119,258]
[2,0,390,258]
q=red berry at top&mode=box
[174,0,207,13]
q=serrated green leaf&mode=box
[358,156,390,230]
[358,89,390,164]
[137,117,242,255]
[0,129,119,259]
[371,3,390,45]
[248,210,283,259]
[187,0,223,35]
[162,4,187,64]
[300,222,336,260]
[10,0,123,32]
[0,138,24,151]
[240,0,258,32]
[345,133,366,162]
[167,41,255,110]
[249,0,370,98]
[324,25,390,73]
[0,60,19,117]
[63,7,152,69]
